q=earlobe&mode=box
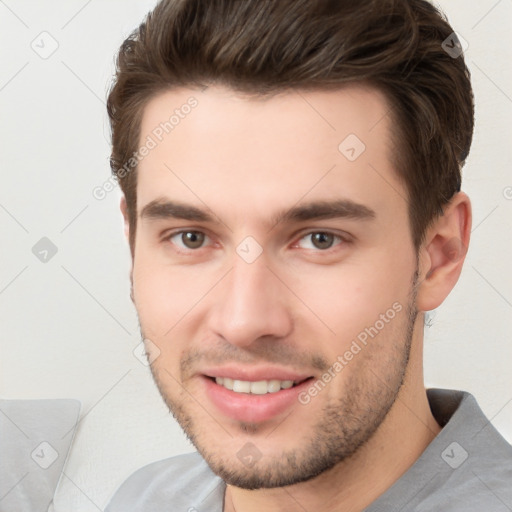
[120,196,130,241]
[416,192,472,312]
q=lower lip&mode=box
[202,376,313,424]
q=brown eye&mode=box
[181,231,205,249]
[169,231,207,249]
[297,232,342,250]
[311,232,335,249]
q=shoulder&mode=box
[418,455,512,511]
[105,452,225,512]
[368,390,512,511]
[422,390,512,510]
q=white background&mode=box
[0,1,511,510]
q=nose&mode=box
[207,256,293,348]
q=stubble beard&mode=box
[142,281,418,490]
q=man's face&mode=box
[131,85,419,488]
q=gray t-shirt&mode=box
[106,389,512,511]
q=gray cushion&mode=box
[0,399,80,512]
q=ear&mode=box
[416,192,472,312]
[120,196,130,242]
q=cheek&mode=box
[132,263,194,373]
[286,251,415,350]
[132,256,187,337]
[132,252,219,339]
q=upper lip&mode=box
[201,365,313,383]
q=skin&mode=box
[121,85,471,512]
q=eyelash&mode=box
[165,230,213,252]
[294,232,345,251]
[163,229,349,254]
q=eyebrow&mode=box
[271,199,375,226]
[139,197,376,225]
[140,199,215,222]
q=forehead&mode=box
[136,85,405,226]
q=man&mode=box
[105,0,512,510]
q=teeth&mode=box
[233,380,251,393]
[267,379,282,393]
[214,377,296,394]
[250,380,268,395]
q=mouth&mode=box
[200,371,315,424]
[208,376,311,395]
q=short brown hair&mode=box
[107,0,474,254]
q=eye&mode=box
[297,232,343,250]
[168,231,209,250]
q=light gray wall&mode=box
[0,1,511,510]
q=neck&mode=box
[224,328,441,512]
